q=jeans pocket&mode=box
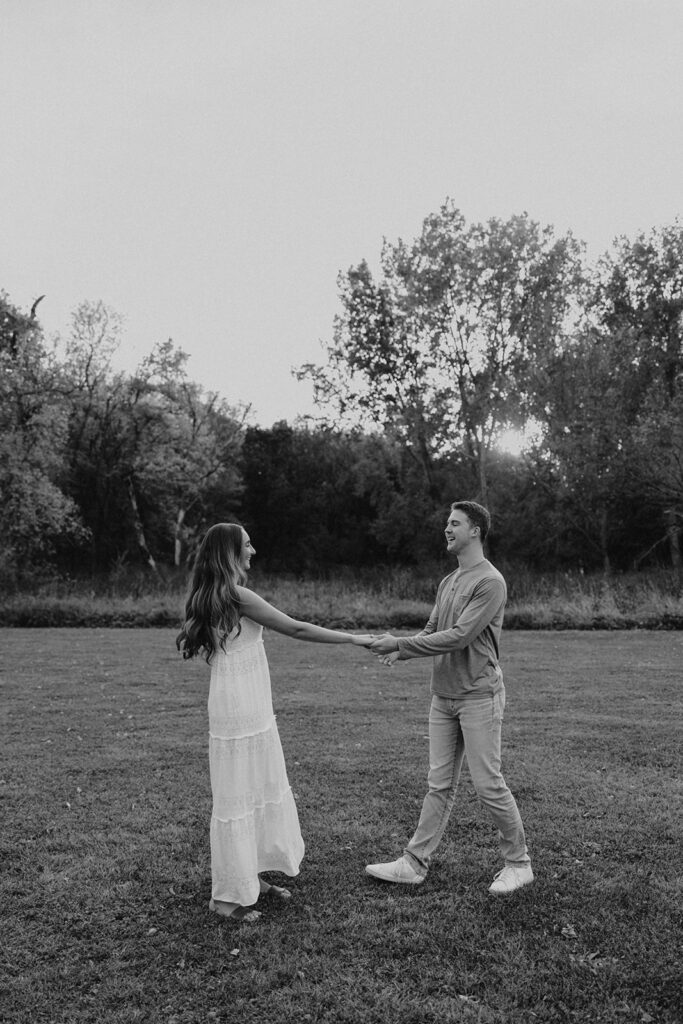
[494,690,505,723]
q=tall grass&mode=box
[501,566,683,629]
[1,566,682,629]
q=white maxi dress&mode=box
[208,616,304,906]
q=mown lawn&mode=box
[1,629,681,1024]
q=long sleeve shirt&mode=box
[396,558,507,700]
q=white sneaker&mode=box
[488,864,534,895]
[365,855,425,885]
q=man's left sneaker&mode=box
[365,855,424,884]
[488,864,534,895]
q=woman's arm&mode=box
[237,587,374,645]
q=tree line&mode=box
[2,203,682,586]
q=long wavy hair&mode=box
[176,523,247,662]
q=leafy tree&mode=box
[595,226,683,568]
[597,225,683,399]
[0,292,86,584]
[630,392,683,580]
[240,423,406,572]
[59,302,246,574]
[299,201,584,511]
[527,328,637,572]
[126,340,247,567]
[57,301,138,572]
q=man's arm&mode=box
[396,578,505,659]
[369,591,441,656]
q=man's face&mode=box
[444,509,478,555]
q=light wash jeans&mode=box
[404,690,530,875]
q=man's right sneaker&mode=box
[488,864,534,895]
[365,855,425,884]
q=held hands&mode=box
[369,633,400,669]
[369,633,399,655]
[351,632,401,668]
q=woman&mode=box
[176,522,374,922]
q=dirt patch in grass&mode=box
[2,628,682,1023]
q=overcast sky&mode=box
[2,0,682,425]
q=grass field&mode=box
[2,628,682,1023]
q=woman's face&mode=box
[239,530,256,572]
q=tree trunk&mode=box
[126,476,160,575]
[174,507,186,567]
[477,442,489,509]
[600,505,611,574]
[665,507,682,593]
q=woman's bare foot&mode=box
[209,898,261,923]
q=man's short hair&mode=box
[451,500,491,542]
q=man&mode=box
[366,500,533,895]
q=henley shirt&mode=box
[396,558,506,700]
